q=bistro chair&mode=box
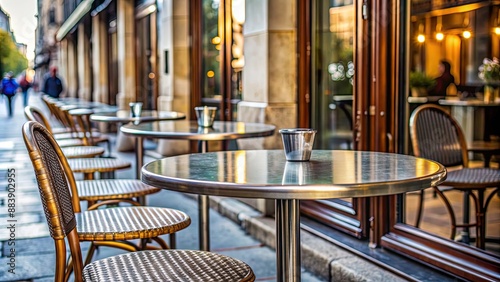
[66,108,112,154]
[409,104,500,249]
[41,96,107,148]
[26,108,167,226]
[25,106,132,180]
[40,95,74,134]
[25,106,104,157]
[22,121,255,282]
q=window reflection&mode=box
[312,1,354,150]
[406,1,500,256]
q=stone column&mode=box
[77,23,92,100]
[238,0,297,151]
[236,0,297,215]
[92,14,109,104]
[58,39,69,96]
[155,0,190,156]
[116,0,136,109]
[66,39,78,98]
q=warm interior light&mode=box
[207,70,215,78]
[495,27,500,35]
[436,32,444,41]
[417,34,425,43]
[211,36,221,45]
[463,30,471,38]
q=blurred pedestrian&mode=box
[43,66,64,98]
[19,71,32,107]
[1,72,19,117]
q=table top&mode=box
[438,97,500,107]
[468,140,500,153]
[56,98,115,109]
[142,150,446,199]
[407,96,444,104]
[90,110,186,123]
[121,121,276,140]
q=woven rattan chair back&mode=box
[24,106,55,134]
[409,104,469,167]
[41,96,72,131]
[23,121,85,281]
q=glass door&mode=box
[135,10,157,109]
[302,0,369,239]
[198,0,244,121]
[311,0,354,151]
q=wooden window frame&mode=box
[299,0,500,281]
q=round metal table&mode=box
[90,110,186,124]
[122,120,276,251]
[91,110,186,178]
[121,120,276,177]
[142,150,447,282]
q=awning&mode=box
[55,0,95,41]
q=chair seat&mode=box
[52,127,72,134]
[68,158,131,173]
[62,146,105,159]
[76,179,160,202]
[444,168,500,189]
[54,131,102,140]
[83,250,255,282]
[76,207,191,241]
[57,139,85,147]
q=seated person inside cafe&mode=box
[428,60,455,96]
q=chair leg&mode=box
[433,187,458,240]
[84,243,98,266]
[415,189,425,228]
[169,233,176,249]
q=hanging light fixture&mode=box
[435,16,444,41]
[417,22,425,43]
[495,9,500,35]
[462,13,471,39]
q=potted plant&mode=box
[409,71,435,97]
[478,57,500,102]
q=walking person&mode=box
[1,72,19,118]
[19,71,32,107]
[42,66,64,98]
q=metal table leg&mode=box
[198,140,210,251]
[135,137,146,206]
[276,199,301,282]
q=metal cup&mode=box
[129,102,143,118]
[279,128,317,161]
[195,106,217,127]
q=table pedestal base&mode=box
[199,195,210,251]
[276,199,301,282]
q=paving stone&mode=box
[0,253,56,281]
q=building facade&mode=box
[41,0,500,281]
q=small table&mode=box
[90,110,186,124]
[438,97,500,143]
[121,121,276,250]
[142,150,446,282]
[467,140,500,168]
[91,110,186,175]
